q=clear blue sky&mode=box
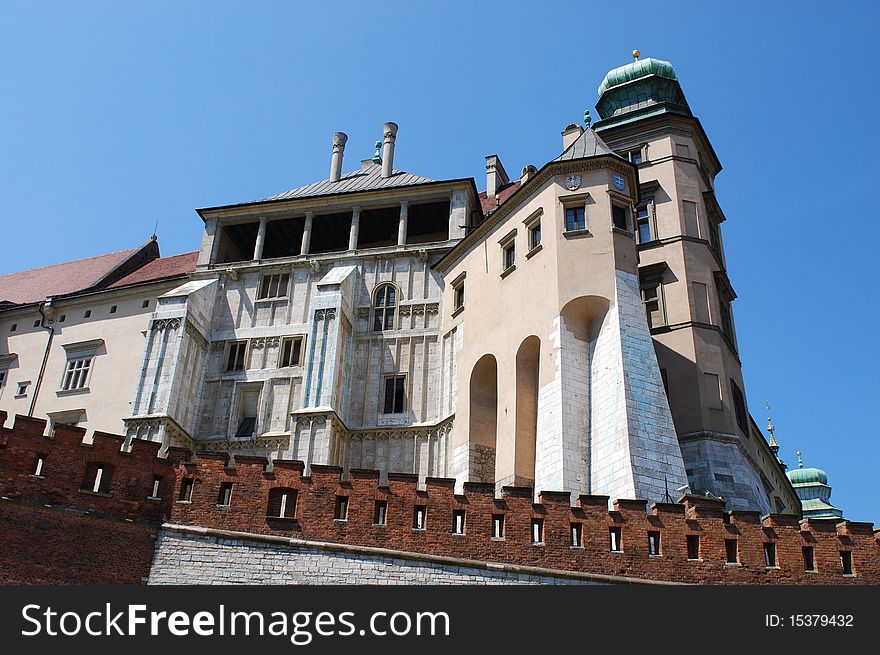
[2,1,877,521]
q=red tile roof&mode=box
[478,180,521,215]
[107,251,198,289]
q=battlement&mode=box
[1,411,878,585]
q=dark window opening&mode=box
[413,506,427,530]
[81,463,113,494]
[841,551,853,575]
[262,217,305,259]
[373,284,397,331]
[531,518,544,544]
[687,535,700,560]
[636,202,652,243]
[660,368,670,398]
[612,204,628,231]
[178,477,194,502]
[33,454,46,477]
[725,539,739,564]
[565,206,585,231]
[731,380,748,434]
[453,282,465,312]
[235,416,257,438]
[383,376,406,414]
[335,496,349,520]
[279,336,304,367]
[529,220,542,250]
[648,531,661,556]
[151,475,162,499]
[267,487,297,518]
[109,305,117,314]
[492,514,504,539]
[258,273,289,300]
[407,201,450,244]
[502,242,515,271]
[571,523,583,547]
[374,500,388,525]
[610,527,622,552]
[763,542,777,567]
[803,546,815,572]
[218,482,233,506]
[226,341,247,372]
[310,211,352,254]
[358,206,400,249]
[84,310,91,318]
[215,222,258,264]
[453,510,465,534]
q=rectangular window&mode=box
[641,283,665,328]
[235,416,256,438]
[531,518,544,545]
[730,380,748,434]
[565,206,585,232]
[609,527,622,552]
[453,281,465,312]
[635,202,652,243]
[841,551,853,575]
[763,542,777,567]
[612,204,628,231]
[61,356,93,391]
[453,510,465,535]
[648,531,661,556]
[374,500,388,525]
[258,273,289,300]
[0,369,6,392]
[570,523,583,547]
[413,506,426,530]
[660,368,670,398]
[629,148,643,165]
[492,514,505,539]
[84,310,91,318]
[725,539,739,564]
[82,464,113,494]
[226,341,247,372]
[33,455,46,477]
[682,200,699,238]
[803,546,815,572]
[691,281,710,324]
[528,219,542,250]
[335,496,349,520]
[279,336,304,367]
[151,475,162,499]
[383,376,406,414]
[268,488,297,518]
[687,535,700,560]
[218,482,233,506]
[502,241,515,271]
[719,299,734,342]
[703,372,722,409]
[179,478,194,502]
[109,305,117,314]
[16,381,30,397]
[676,143,690,158]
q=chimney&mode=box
[485,154,509,198]
[381,122,398,178]
[520,164,537,185]
[329,132,348,182]
[562,123,583,151]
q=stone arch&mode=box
[468,354,498,484]
[514,336,540,488]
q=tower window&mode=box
[150,475,162,499]
[628,148,643,165]
[648,531,661,556]
[641,283,666,328]
[374,500,388,525]
[763,542,777,567]
[453,281,465,312]
[802,546,815,572]
[730,380,748,434]
[226,341,247,372]
[612,204,629,231]
[217,482,233,506]
[687,535,700,560]
[565,206,585,232]
[528,218,542,251]
[413,505,427,530]
[383,375,406,414]
[635,200,653,243]
[84,310,91,318]
[109,305,117,314]
[492,514,505,539]
[16,381,30,397]
[453,510,465,535]
[840,551,853,575]
[502,241,516,272]
[278,336,304,367]
[61,356,93,391]
[609,527,622,552]
[531,518,544,545]
[81,463,113,494]
[570,523,583,547]
[372,284,397,331]
[33,454,46,477]
[335,496,349,521]
[267,488,297,519]
[178,478,194,502]
[725,539,739,564]
[258,273,289,300]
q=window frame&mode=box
[61,355,93,392]
[640,279,667,329]
[278,335,305,368]
[634,196,656,244]
[372,283,398,332]
[382,375,407,415]
[498,228,517,277]
[257,272,290,301]
[451,271,466,317]
[225,340,248,372]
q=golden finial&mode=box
[632,49,641,61]
[796,451,804,468]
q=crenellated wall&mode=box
[1,411,877,585]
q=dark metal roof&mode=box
[261,162,434,202]
[553,128,622,162]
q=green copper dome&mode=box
[787,466,828,486]
[597,57,677,97]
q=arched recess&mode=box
[514,336,540,487]
[468,354,498,484]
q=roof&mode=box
[479,180,521,215]
[598,57,677,97]
[553,128,622,162]
[107,251,198,289]
[260,162,435,203]
[0,241,158,306]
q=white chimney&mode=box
[329,132,348,182]
[562,123,583,150]
[381,122,398,178]
[520,164,537,185]
[485,154,509,197]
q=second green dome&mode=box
[598,57,677,97]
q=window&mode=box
[267,488,297,518]
[725,539,739,564]
[612,204,628,231]
[682,200,699,237]
[492,514,505,539]
[730,380,748,434]
[372,284,397,331]
[279,336,304,367]
[676,143,690,158]
[528,219,542,250]
[218,482,233,506]
[10,323,17,332]
[383,376,406,414]
[703,372,722,409]
[81,463,113,494]
[235,416,256,438]
[413,506,427,530]
[628,148,643,165]
[502,241,515,272]
[258,273,289,300]
[16,381,30,397]
[0,369,6,392]
[109,305,117,314]
[150,475,162,499]
[660,368,670,398]
[34,319,41,328]
[335,496,349,521]
[565,206,585,232]
[609,527,622,552]
[641,283,666,328]
[61,356,93,391]
[719,299,734,342]
[635,200,653,243]
[803,546,815,572]
[59,314,66,323]
[648,531,661,556]
[763,542,777,567]
[687,535,700,560]
[84,310,91,318]
[179,478,194,502]
[570,523,583,547]
[226,341,247,372]
[374,500,388,525]
[841,550,853,575]
[453,281,465,312]
[142,300,150,308]
[453,510,465,535]
[531,518,544,545]
[33,455,46,477]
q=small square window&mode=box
[179,478,194,502]
[258,273,289,300]
[109,305,117,314]
[10,323,17,332]
[612,204,629,231]
[565,206,585,232]
[267,488,297,518]
[840,551,853,575]
[16,381,30,397]
[687,535,700,560]
[383,376,406,414]
[492,514,505,539]
[81,463,113,494]
[226,341,247,372]
[802,546,815,572]
[570,523,583,547]
[531,518,544,545]
[609,527,622,552]
[279,336,304,367]
[84,310,91,319]
[648,531,661,556]
[453,509,465,534]
[629,148,643,165]
[413,505,427,530]
[34,319,41,328]
[335,496,349,520]
[725,539,739,564]
[763,542,777,567]
[374,500,388,525]
[142,300,150,309]
[218,482,233,506]
[59,314,66,323]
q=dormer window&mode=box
[373,283,397,331]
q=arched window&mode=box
[373,283,397,331]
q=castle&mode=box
[3,54,870,585]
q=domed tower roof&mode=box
[597,56,678,97]
[786,451,843,520]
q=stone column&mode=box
[300,212,314,256]
[253,217,267,260]
[397,201,408,246]
[348,206,361,251]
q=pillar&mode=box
[348,206,360,251]
[300,212,314,256]
[253,217,267,260]
[397,201,408,246]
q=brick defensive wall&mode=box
[1,411,877,585]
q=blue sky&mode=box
[2,1,877,521]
